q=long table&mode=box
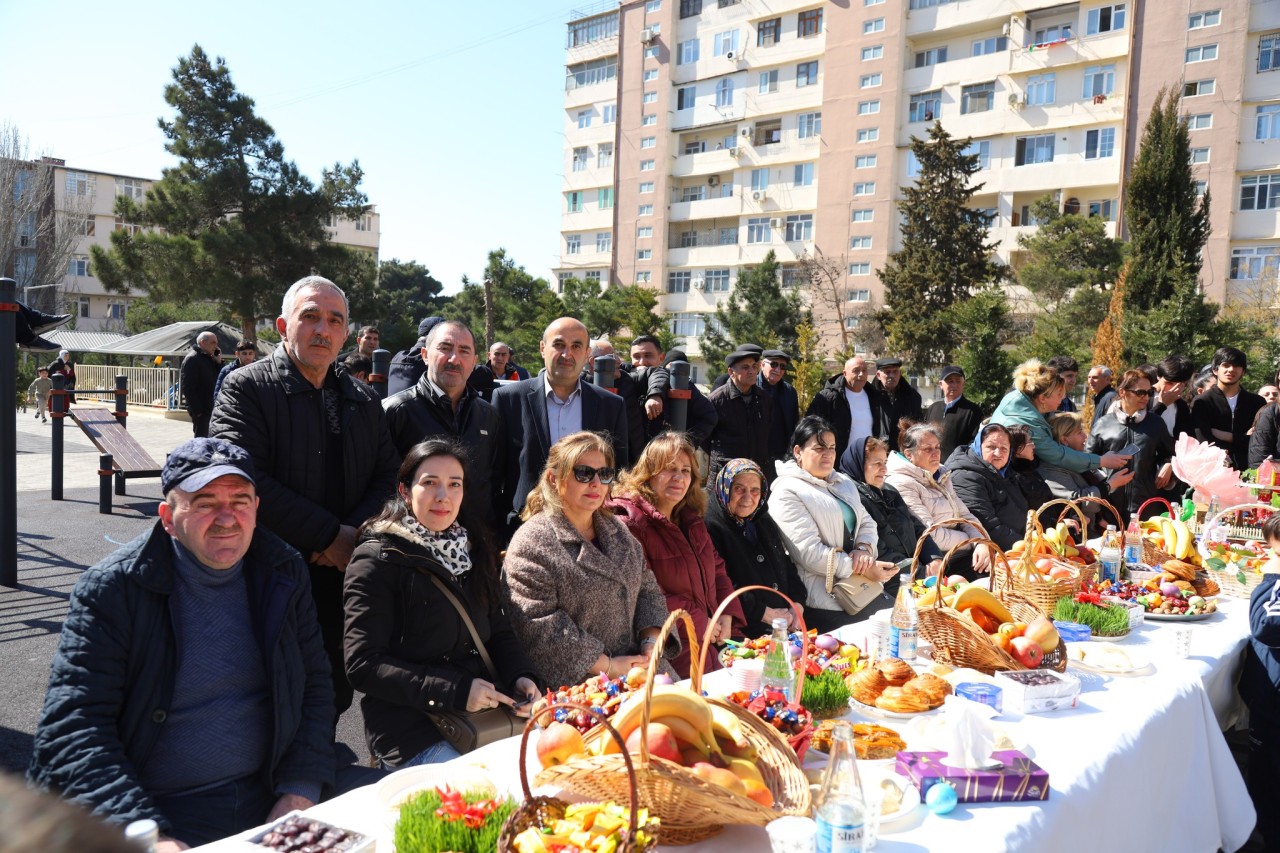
[194,597,1257,852]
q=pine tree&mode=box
[447,249,564,356]
[699,250,809,368]
[878,123,1006,373]
[951,289,1015,414]
[91,46,373,337]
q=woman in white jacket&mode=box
[768,416,894,630]
[884,422,994,578]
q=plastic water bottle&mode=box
[124,819,159,851]
[815,722,867,853]
[761,617,795,701]
[1098,525,1122,585]
[888,570,918,661]
[1124,519,1143,570]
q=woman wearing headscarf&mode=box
[704,459,808,639]
[842,436,944,581]
[946,423,1029,551]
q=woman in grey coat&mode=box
[502,431,676,689]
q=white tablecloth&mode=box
[194,598,1257,853]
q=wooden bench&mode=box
[69,408,163,502]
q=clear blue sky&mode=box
[0,0,578,294]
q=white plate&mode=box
[861,767,922,824]
[373,762,504,827]
[1067,642,1154,676]
[848,697,940,720]
[1142,610,1217,622]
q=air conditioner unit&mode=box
[769,217,782,229]
[692,277,706,291]
[740,126,753,137]
[752,190,766,201]
[708,175,721,186]
[640,27,656,43]
[1002,22,1011,36]
[725,51,735,60]
[727,147,739,157]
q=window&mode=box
[114,217,141,236]
[567,12,619,46]
[356,214,374,232]
[1083,64,1116,98]
[861,73,882,88]
[667,271,691,293]
[644,45,659,58]
[864,18,884,34]
[758,18,781,47]
[577,109,592,128]
[972,36,1008,56]
[961,81,995,114]
[77,297,90,318]
[598,144,613,168]
[643,69,659,82]
[597,232,612,252]
[640,181,655,193]
[856,154,877,169]
[747,217,772,243]
[677,86,696,109]
[714,29,739,56]
[1190,147,1210,164]
[857,128,879,143]
[1031,24,1072,44]
[1195,181,1207,197]
[116,178,144,200]
[643,91,658,105]
[848,289,871,303]
[65,171,93,196]
[669,312,705,337]
[638,226,653,238]
[678,39,700,64]
[751,168,769,191]
[797,112,822,138]
[1241,174,1280,210]
[781,267,805,288]
[566,234,581,254]
[76,216,96,237]
[108,303,126,321]
[680,185,707,202]
[706,269,731,292]
[1187,113,1212,131]
[1260,33,1280,72]
[719,227,738,245]
[799,8,822,37]
[906,151,921,178]
[862,45,883,60]
[1186,44,1218,62]
[566,192,583,213]
[1188,10,1221,29]
[848,263,871,276]
[754,120,782,145]
[1085,127,1116,159]
[1258,105,1280,139]
[585,271,602,283]
[641,114,657,126]
[1026,73,1056,106]
[602,103,616,124]
[793,163,815,186]
[679,0,701,16]
[854,181,876,196]
[68,256,89,277]
[1015,133,1055,165]
[572,147,589,172]
[637,249,652,260]
[1231,246,1280,280]
[640,160,655,172]
[1087,200,1117,221]
[963,139,991,170]
[866,0,884,5]
[858,100,881,115]
[850,236,872,250]
[637,271,652,283]
[599,188,614,208]
[852,209,874,222]
[639,204,654,216]
[1184,79,1215,97]
[909,90,941,122]
[796,61,818,87]
[915,47,948,68]
[715,78,734,107]
[1086,4,1126,35]
[759,70,778,93]
[785,214,813,241]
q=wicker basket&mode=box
[1198,503,1272,598]
[499,702,658,853]
[533,609,811,845]
[1134,497,1179,565]
[1069,494,1124,581]
[991,503,1090,612]
[911,537,1068,676]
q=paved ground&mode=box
[2,402,370,775]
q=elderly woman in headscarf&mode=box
[946,422,1029,552]
[704,459,808,639]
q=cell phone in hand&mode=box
[1118,443,1140,457]
[513,695,536,708]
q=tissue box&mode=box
[994,669,1080,714]
[896,750,1050,803]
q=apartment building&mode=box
[558,0,1279,370]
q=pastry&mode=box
[848,667,888,706]
[874,686,931,713]
[901,673,951,709]
[811,720,838,754]
[877,657,916,686]
[1161,559,1198,582]
[851,722,906,760]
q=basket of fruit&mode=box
[994,502,1094,613]
[534,608,811,845]
[529,668,650,740]
[1199,503,1274,598]
[1135,498,1194,565]
[913,537,1067,676]
[500,702,658,853]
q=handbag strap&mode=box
[825,547,839,595]
[421,570,502,684]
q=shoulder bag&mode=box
[825,502,883,615]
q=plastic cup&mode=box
[732,657,764,694]
[863,782,885,850]
[766,816,818,853]
[1171,626,1193,658]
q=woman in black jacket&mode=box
[842,437,944,580]
[947,423,1029,551]
[343,439,540,768]
[1007,425,1056,526]
[705,458,808,638]
[1087,369,1175,525]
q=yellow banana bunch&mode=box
[590,685,718,756]
[1171,518,1193,559]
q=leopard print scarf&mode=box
[399,517,472,577]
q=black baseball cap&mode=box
[940,365,965,380]
[162,438,257,495]
[726,348,761,368]
[664,349,689,366]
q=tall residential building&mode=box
[556,0,1280,375]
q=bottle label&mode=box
[1099,558,1120,584]
[888,626,917,660]
[817,817,865,853]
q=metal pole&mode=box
[99,453,113,515]
[50,373,66,501]
[0,277,17,587]
[667,360,691,433]
[115,374,128,423]
[592,356,617,393]
[370,348,390,399]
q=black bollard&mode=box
[0,277,16,587]
[114,375,129,495]
[667,360,691,433]
[50,373,66,501]
[99,453,114,515]
[593,355,618,393]
[370,348,390,399]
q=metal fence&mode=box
[75,365,181,410]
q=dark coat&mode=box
[468,361,531,402]
[873,378,924,451]
[1009,457,1057,527]
[491,374,629,534]
[618,363,669,452]
[343,522,538,765]
[383,375,502,530]
[1087,408,1175,522]
[611,495,745,678]
[1091,386,1119,428]
[180,346,220,418]
[925,396,984,461]
[704,496,808,639]
[707,380,775,482]
[760,376,800,461]
[1152,397,1194,441]
[210,345,401,558]
[387,341,426,397]
[1240,574,1280,723]
[946,445,1029,551]
[668,382,719,450]
[1192,385,1264,471]
[840,436,944,574]
[805,374,888,460]
[213,360,242,404]
[1249,404,1280,469]
[28,522,335,831]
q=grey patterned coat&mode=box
[502,511,676,688]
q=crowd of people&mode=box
[19,274,1280,850]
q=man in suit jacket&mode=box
[493,317,628,536]
[924,365,983,460]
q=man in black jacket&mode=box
[629,337,718,449]
[707,348,774,482]
[587,339,664,458]
[924,365,983,460]
[383,320,502,530]
[28,439,335,848]
[805,355,887,459]
[180,331,221,437]
[387,316,443,396]
[211,276,400,715]
[759,349,799,461]
[1192,346,1265,471]
[872,356,923,451]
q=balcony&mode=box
[1231,209,1280,242]
[1008,29,1128,75]
[666,243,744,267]
[671,101,747,132]
[672,147,742,177]
[669,193,745,221]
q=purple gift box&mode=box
[895,750,1050,804]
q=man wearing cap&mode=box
[387,316,444,396]
[29,439,335,850]
[759,349,799,462]
[806,355,888,459]
[213,340,258,404]
[873,357,923,452]
[924,366,983,460]
[707,348,774,481]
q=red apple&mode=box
[1009,636,1044,669]
[946,575,968,588]
[536,721,586,769]
[625,722,681,764]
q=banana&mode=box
[1158,517,1175,553]
[709,702,750,751]
[650,714,712,758]
[1172,519,1192,559]
[604,685,716,747]
[951,585,1015,626]
[725,757,765,785]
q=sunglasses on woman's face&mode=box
[1125,388,1152,397]
[572,465,617,484]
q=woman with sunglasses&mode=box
[611,433,745,677]
[1087,369,1175,525]
[502,431,676,688]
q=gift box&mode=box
[895,750,1050,803]
[994,668,1080,714]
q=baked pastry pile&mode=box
[810,720,907,760]
[844,658,952,713]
